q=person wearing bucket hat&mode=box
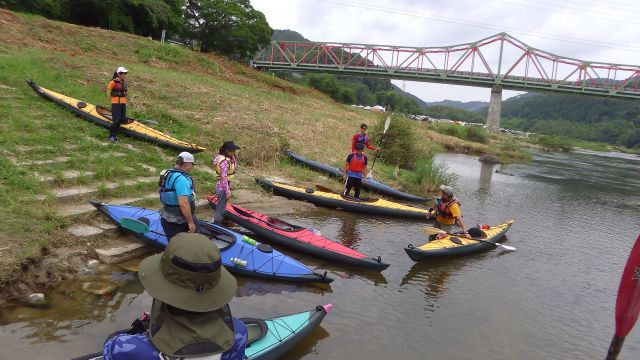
[158,152,198,240]
[429,184,470,237]
[102,233,248,360]
[211,141,240,225]
[106,66,130,143]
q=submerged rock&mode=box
[478,154,502,164]
[81,281,119,296]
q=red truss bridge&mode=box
[252,33,640,100]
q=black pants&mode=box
[344,177,363,198]
[161,218,189,241]
[110,103,126,137]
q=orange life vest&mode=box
[347,154,366,173]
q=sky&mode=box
[250,0,640,103]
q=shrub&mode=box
[371,116,419,169]
[404,158,458,192]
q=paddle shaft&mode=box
[605,336,624,360]
[367,117,390,178]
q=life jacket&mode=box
[212,155,236,182]
[435,197,460,221]
[110,78,127,98]
[158,168,195,207]
[347,153,366,173]
[355,133,368,147]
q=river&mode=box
[1,150,639,359]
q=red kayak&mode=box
[207,196,389,271]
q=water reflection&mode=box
[478,162,495,191]
[337,215,361,249]
[236,277,333,297]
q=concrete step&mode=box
[67,222,119,241]
[58,195,210,218]
[51,176,157,203]
[36,170,96,184]
[11,152,127,167]
[94,236,154,264]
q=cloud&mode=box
[250,0,640,102]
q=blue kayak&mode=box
[286,150,430,202]
[71,304,331,360]
[90,201,332,283]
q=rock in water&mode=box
[81,281,119,296]
[478,154,502,164]
[27,293,47,306]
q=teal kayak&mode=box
[71,304,331,360]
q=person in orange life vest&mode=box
[351,123,380,153]
[430,185,470,238]
[342,143,368,199]
[106,66,129,143]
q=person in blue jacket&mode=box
[102,232,248,360]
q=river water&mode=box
[1,150,640,359]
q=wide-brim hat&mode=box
[139,233,237,312]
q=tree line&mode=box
[0,0,272,61]
[497,93,640,149]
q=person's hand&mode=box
[342,174,347,180]
[188,222,196,233]
[376,147,381,151]
[463,231,471,239]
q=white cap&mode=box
[177,152,195,164]
[116,66,129,73]
[440,184,454,195]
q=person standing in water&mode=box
[212,141,240,225]
[351,123,380,153]
[342,143,368,199]
[106,66,129,143]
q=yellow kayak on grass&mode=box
[27,80,206,153]
[405,220,514,260]
[256,178,431,219]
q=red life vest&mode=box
[436,197,460,221]
[110,79,127,98]
[347,153,366,173]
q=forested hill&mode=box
[271,29,429,113]
[427,100,488,112]
[499,93,640,148]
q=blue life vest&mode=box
[356,133,369,147]
[158,169,194,207]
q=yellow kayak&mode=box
[405,221,514,260]
[27,80,206,153]
[256,178,431,219]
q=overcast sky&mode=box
[250,0,640,103]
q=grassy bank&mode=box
[0,9,526,293]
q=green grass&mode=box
[429,124,489,144]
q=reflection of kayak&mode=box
[286,150,429,202]
[256,178,431,219]
[404,221,514,261]
[71,304,331,360]
[90,201,332,283]
[26,80,206,153]
[208,197,389,271]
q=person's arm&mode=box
[365,140,378,151]
[351,134,357,153]
[343,154,352,179]
[451,203,468,236]
[106,80,114,99]
[177,196,195,232]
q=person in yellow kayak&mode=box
[106,66,129,143]
[430,185,470,237]
[212,141,240,225]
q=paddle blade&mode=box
[383,116,391,133]
[422,226,445,236]
[120,217,152,234]
[499,244,516,251]
[614,234,640,338]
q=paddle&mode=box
[422,226,516,251]
[121,217,164,235]
[605,234,640,360]
[315,185,378,202]
[367,116,391,179]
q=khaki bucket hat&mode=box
[138,232,237,312]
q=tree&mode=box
[185,0,272,61]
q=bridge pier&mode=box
[485,85,502,134]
